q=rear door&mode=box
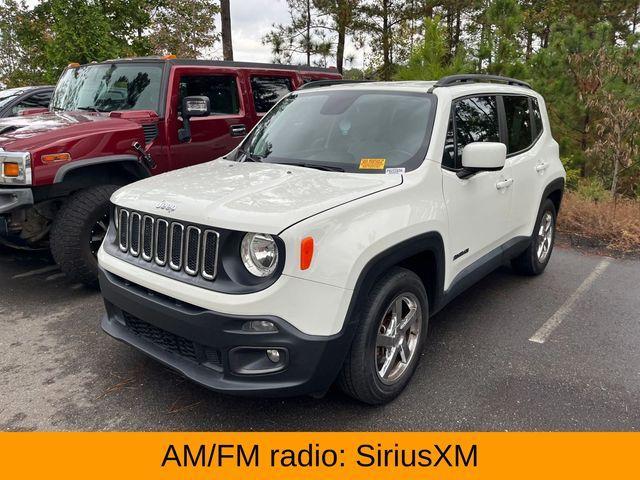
[169,67,250,169]
[502,95,547,234]
[441,95,514,280]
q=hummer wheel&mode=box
[50,185,119,286]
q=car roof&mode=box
[80,57,339,74]
[296,80,537,97]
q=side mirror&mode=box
[178,96,210,142]
[458,142,506,179]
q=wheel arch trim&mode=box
[53,155,150,183]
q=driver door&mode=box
[169,68,250,169]
[442,95,514,281]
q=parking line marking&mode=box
[529,258,611,344]
[12,265,59,279]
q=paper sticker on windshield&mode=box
[359,158,386,170]
[385,167,405,175]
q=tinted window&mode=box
[532,97,543,136]
[448,96,500,168]
[504,96,533,153]
[0,88,23,109]
[11,90,52,115]
[251,76,293,113]
[179,75,239,115]
[442,115,456,169]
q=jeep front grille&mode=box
[115,208,220,281]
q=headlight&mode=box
[0,149,32,185]
[240,232,279,277]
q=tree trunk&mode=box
[336,23,346,73]
[611,157,620,196]
[454,5,461,56]
[306,0,312,66]
[382,0,391,80]
[220,0,233,61]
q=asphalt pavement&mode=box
[1,245,639,431]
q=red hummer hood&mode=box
[0,111,153,152]
[0,110,158,185]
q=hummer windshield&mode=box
[238,90,436,173]
[50,63,163,113]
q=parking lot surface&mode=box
[1,245,639,431]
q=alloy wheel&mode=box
[375,292,422,385]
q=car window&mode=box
[531,97,543,136]
[251,76,293,113]
[52,64,163,113]
[11,90,52,115]
[503,95,533,154]
[242,90,436,173]
[442,115,456,169]
[179,75,239,115]
[448,96,500,169]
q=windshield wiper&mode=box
[283,162,345,172]
[237,147,264,163]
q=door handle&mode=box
[535,162,549,173]
[496,178,514,190]
[230,124,247,137]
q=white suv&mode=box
[98,75,565,404]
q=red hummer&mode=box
[0,57,340,284]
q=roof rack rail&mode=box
[298,79,373,90]
[429,74,532,91]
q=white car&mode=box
[98,75,565,404]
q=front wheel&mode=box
[338,267,428,405]
[511,198,557,276]
[50,185,119,286]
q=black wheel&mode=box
[338,267,428,405]
[50,185,119,286]
[511,198,557,276]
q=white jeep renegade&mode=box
[98,74,565,405]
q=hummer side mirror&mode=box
[178,96,210,142]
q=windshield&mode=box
[239,90,436,173]
[51,63,163,113]
[0,88,25,109]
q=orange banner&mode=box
[1,432,638,479]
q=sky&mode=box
[213,0,364,68]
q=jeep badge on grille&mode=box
[155,200,176,213]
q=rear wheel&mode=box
[50,185,119,286]
[511,198,557,276]
[338,267,428,405]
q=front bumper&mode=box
[99,268,356,397]
[0,187,33,215]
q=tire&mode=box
[50,185,119,286]
[338,267,428,405]
[511,198,557,276]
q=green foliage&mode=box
[395,16,473,81]
[576,177,610,203]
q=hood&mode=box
[111,159,403,234]
[0,111,143,151]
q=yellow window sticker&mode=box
[359,158,386,170]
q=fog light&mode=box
[266,349,281,363]
[242,320,278,332]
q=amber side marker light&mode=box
[41,153,71,164]
[300,236,314,270]
[3,163,20,177]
